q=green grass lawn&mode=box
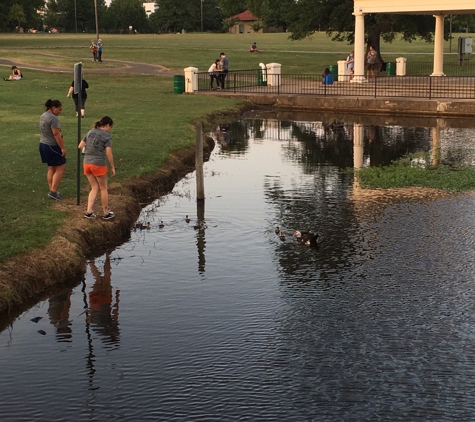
[0,32,473,73]
[0,32,474,264]
[0,68,241,263]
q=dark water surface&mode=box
[2,112,475,421]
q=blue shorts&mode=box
[39,143,66,167]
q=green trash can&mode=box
[257,69,267,86]
[386,62,396,76]
[328,64,338,81]
[173,75,185,94]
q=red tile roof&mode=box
[230,9,257,21]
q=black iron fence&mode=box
[196,69,475,99]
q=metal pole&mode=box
[74,62,82,205]
[449,15,452,53]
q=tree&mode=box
[216,0,246,19]
[268,0,437,58]
[109,0,148,33]
[9,4,27,31]
[151,0,222,33]
[0,0,45,31]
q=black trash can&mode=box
[328,64,338,81]
[173,75,185,94]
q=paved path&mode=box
[0,53,175,76]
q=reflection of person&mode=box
[78,116,116,219]
[346,51,354,80]
[96,39,103,62]
[39,99,66,201]
[322,68,333,85]
[67,78,89,118]
[366,45,378,80]
[250,42,258,52]
[208,59,221,89]
[88,254,120,344]
[48,289,72,341]
[3,65,23,81]
[218,52,229,89]
[90,40,98,61]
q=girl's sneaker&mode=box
[103,211,115,220]
[84,212,96,219]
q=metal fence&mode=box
[197,69,475,99]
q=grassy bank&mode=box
[0,69,241,264]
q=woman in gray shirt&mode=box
[78,116,116,220]
[39,99,66,201]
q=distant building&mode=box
[228,10,283,34]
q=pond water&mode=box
[3,111,475,421]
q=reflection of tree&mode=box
[260,118,433,283]
[88,254,120,347]
[217,121,250,156]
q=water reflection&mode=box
[3,112,475,420]
[87,253,120,347]
[48,289,72,342]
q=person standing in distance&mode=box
[78,116,116,220]
[218,52,229,89]
[39,99,66,201]
[96,39,103,62]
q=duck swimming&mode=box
[185,215,190,223]
[275,226,280,234]
[159,220,164,228]
[134,221,151,230]
[278,230,286,241]
[293,230,320,246]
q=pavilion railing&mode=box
[196,69,475,100]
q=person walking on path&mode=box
[96,39,103,62]
[39,99,66,201]
[78,116,116,220]
[366,45,378,80]
[218,52,229,89]
[208,59,221,89]
[67,78,89,118]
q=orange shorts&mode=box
[84,163,108,177]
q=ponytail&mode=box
[94,116,113,129]
[44,99,62,110]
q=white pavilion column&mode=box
[352,12,366,83]
[431,14,445,76]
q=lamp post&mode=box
[200,0,203,32]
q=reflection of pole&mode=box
[196,122,205,200]
[431,125,441,166]
[353,123,364,169]
[196,200,206,273]
[81,277,96,389]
